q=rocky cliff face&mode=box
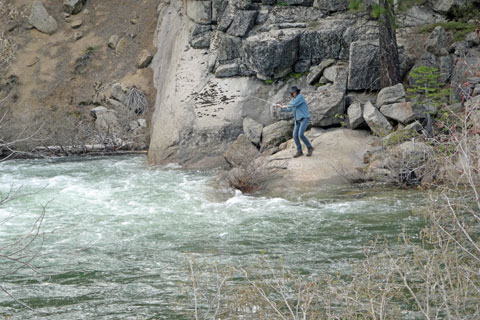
[147,0,479,169]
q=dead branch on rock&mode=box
[127,87,148,114]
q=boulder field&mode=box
[147,0,480,186]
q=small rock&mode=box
[130,18,138,25]
[138,119,147,128]
[28,0,58,35]
[83,9,89,15]
[465,31,480,47]
[71,19,83,29]
[137,50,153,68]
[64,0,85,15]
[108,35,119,49]
[64,13,71,18]
[74,31,83,40]
[129,120,140,131]
[404,120,423,132]
[472,84,480,97]
[107,98,126,109]
[115,38,127,54]
[90,106,108,119]
[319,76,329,84]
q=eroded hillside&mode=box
[0,0,160,155]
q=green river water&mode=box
[0,156,423,319]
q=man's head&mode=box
[289,86,301,97]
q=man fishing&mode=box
[276,86,314,158]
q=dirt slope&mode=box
[0,0,160,149]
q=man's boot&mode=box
[306,147,314,157]
[293,151,303,158]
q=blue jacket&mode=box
[281,93,310,121]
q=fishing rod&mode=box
[246,91,320,106]
[247,95,278,106]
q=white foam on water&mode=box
[0,155,423,319]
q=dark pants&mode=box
[293,118,312,153]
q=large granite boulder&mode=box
[347,40,380,91]
[261,120,293,149]
[244,29,302,79]
[363,101,393,136]
[64,0,85,15]
[299,24,347,65]
[232,0,253,9]
[380,102,416,124]
[212,0,228,23]
[398,6,445,27]
[313,0,349,12]
[243,117,263,145]
[217,4,236,32]
[408,52,438,86]
[451,48,480,99]
[189,24,212,49]
[185,0,212,24]
[281,0,314,6]
[266,128,379,188]
[29,1,58,35]
[347,102,365,129]
[268,6,325,24]
[426,26,450,56]
[309,87,346,127]
[226,10,257,37]
[217,34,243,64]
[224,134,259,167]
[376,83,406,107]
[215,63,239,77]
[323,65,348,91]
[432,0,468,13]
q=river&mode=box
[0,156,423,319]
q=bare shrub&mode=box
[0,186,46,310]
[0,33,16,71]
[186,96,480,319]
[127,87,148,114]
[225,160,274,194]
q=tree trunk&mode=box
[378,0,401,88]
